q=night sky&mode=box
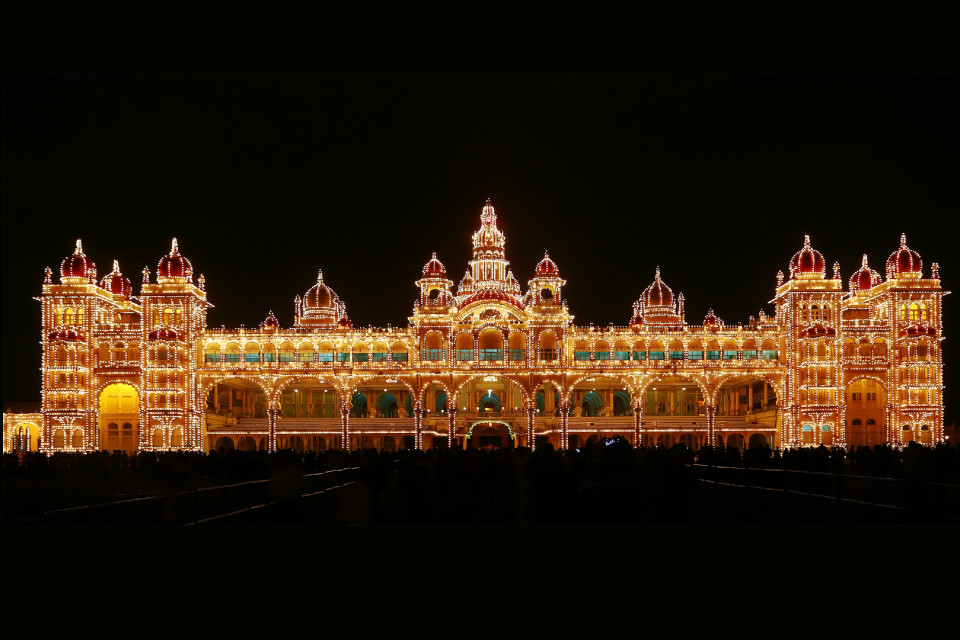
[4,74,958,420]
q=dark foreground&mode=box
[5,442,960,525]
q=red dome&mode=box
[799,324,836,338]
[630,314,644,326]
[900,323,936,338]
[703,309,722,328]
[148,327,181,341]
[422,253,446,276]
[157,238,193,279]
[100,260,132,297]
[535,252,559,276]
[642,267,674,308]
[60,239,96,281]
[48,328,83,342]
[849,254,880,293]
[337,317,352,327]
[262,310,280,329]
[886,233,922,279]
[304,270,338,309]
[789,235,825,277]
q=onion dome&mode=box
[900,323,937,338]
[100,260,132,298]
[799,324,837,338]
[422,252,446,276]
[789,235,825,278]
[148,327,181,341]
[60,239,96,282]
[703,309,723,329]
[459,270,475,295]
[886,233,922,280]
[157,238,193,280]
[304,270,337,310]
[48,328,84,342]
[261,310,280,330]
[849,254,881,293]
[535,251,559,276]
[643,267,674,308]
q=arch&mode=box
[873,338,887,357]
[350,392,368,418]
[581,391,604,417]
[278,341,296,363]
[455,331,474,361]
[11,422,40,452]
[224,342,241,363]
[858,337,871,358]
[538,330,558,361]
[613,390,631,416]
[152,428,164,448]
[595,340,611,361]
[633,340,647,360]
[244,341,261,363]
[377,392,399,417]
[845,376,887,448]
[390,341,409,362]
[478,327,504,361]
[508,331,527,361]
[748,433,768,449]
[298,341,315,363]
[478,390,502,413]
[614,340,631,361]
[99,382,140,452]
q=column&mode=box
[633,402,642,448]
[414,405,423,450]
[447,401,457,447]
[267,406,278,453]
[340,401,350,451]
[526,401,535,451]
[560,400,570,450]
[707,405,716,448]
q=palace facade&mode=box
[4,200,948,454]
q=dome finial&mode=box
[75,239,84,255]
[900,233,908,248]
[432,252,437,259]
[803,234,811,247]
[862,254,869,268]
[112,259,120,274]
[171,238,179,255]
[655,266,661,280]
[317,268,324,283]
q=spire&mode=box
[317,269,324,283]
[803,234,811,247]
[170,238,179,255]
[833,262,840,279]
[44,267,52,284]
[901,233,908,248]
[655,266,661,280]
[75,239,84,255]
[142,266,150,283]
[112,259,120,274]
[862,254,869,269]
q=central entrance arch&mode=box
[468,421,514,449]
[99,382,140,453]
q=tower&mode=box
[139,239,210,451]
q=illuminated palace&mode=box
[3,199,949,454]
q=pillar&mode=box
[267,406,278,453]
[414,404,423,450]
[526,401,535,451]
[707,405,716,448]
[633,402,642,448]
[340,401,350,451]
[560,400,570,450]
[447,401,457,447]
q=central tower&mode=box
[458,198,522,305]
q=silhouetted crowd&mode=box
[4,441,959,524]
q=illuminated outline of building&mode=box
[4,199,949,454]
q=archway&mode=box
[98,383,139,452]
[11,422,40,452]
[845,378,886,447]
[469,421,514,449]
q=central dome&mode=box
[643,267,674,308]
[789,235,825,278]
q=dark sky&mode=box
[4,74,959,418]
